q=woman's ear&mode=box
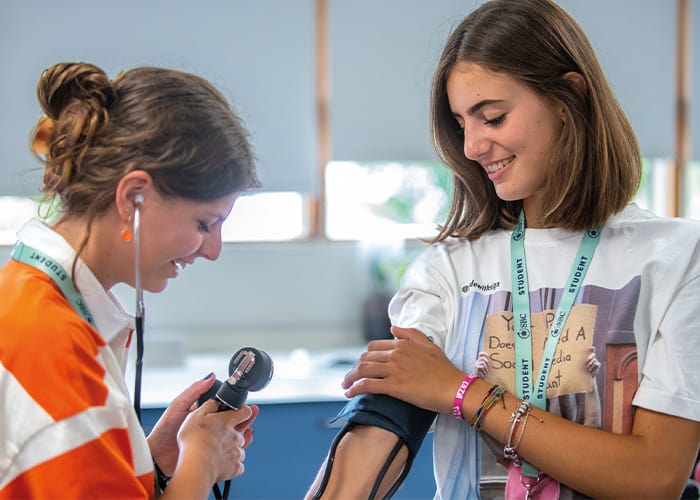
[563,71,587,95]
[559,71,587,122]
[115,170,154,219]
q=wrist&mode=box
[153,458,171,492]
[452,373,478,419]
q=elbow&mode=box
[623,468,690,499]
[655,471,692,500]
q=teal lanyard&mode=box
[12,241,97,329]
[511,211,602,476]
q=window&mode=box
[323,157,690,242]
[685,161,700,219]
[324,161,451,241]
[634,158,674,216]
[1,157,696,247]
[0,192,311,246]
[222,192,310,242]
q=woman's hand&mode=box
[160,400,258,498]
[175,399,256,483]
[148,373,260,477]
[342,326,464,414]
[147,373,218,475]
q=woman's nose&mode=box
[463,125,488,161]
[198,229,223,261]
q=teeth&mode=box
[174,260,186,271]
[486,157,514,173]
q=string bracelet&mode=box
[452,374,478,420]
[502,400,531,461]
[469,384,505,430]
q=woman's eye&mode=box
[485,114,506,126]
[198,221,211,233]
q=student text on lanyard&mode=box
[511,210,602,477]
[11,241,97,328]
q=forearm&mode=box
[306,426,408,499]
[160,475,211,500]
[341,329,700,498]
[159,453,218,500]
[460,378,700,499]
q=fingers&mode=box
[170,373,219,413]
[242,427,255,449]
[343,376,389,399]
[474,351,490,378]
[215,409,251,481]
[196,399,254,425]
[341,366,382,391]
[235,404,259,432]
[177,403,254,483]
[194,398,221,415]
[228,404,254,424]
[342,327,431,390]
[341,350,394,390]
[148,376,221,475]
[363,325,424,351]
[389,325,433,345]
[340,326,464,413]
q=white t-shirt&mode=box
[389,203,700,498]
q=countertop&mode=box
[128,346,365,408]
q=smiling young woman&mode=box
[306,1,700,498]
[0,61,260,499]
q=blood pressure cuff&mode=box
[331,393,437,458]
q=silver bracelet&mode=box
[503,400,531,460]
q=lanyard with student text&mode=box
[12,241,97,329]
[511,211,602,476]
[511,211,602,406]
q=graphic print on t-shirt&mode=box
[462,277,640,432]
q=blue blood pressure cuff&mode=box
[332,393,437,458]
[310,394,437,499]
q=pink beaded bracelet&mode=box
[452,374,478,419]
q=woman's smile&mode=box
[485,155,515,178]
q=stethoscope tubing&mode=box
[133,194,145,422]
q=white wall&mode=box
[0,1,685,352]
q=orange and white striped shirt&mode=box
[0,219,154,498]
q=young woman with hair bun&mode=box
[0,61,260,499]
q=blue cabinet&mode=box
[141,401,436,499]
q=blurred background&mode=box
[1,0,697,354]
[1,1,698,497]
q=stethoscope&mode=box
[132,193,145,422]
[126,196,272,499]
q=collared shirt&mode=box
[0,219,154,498]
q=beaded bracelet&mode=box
[469,384,505,430]
[503,400,531,460]
[452,374,478,420]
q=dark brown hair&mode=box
[31,61,258,278]
[430,0,641,241]
[34,62,258,216]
